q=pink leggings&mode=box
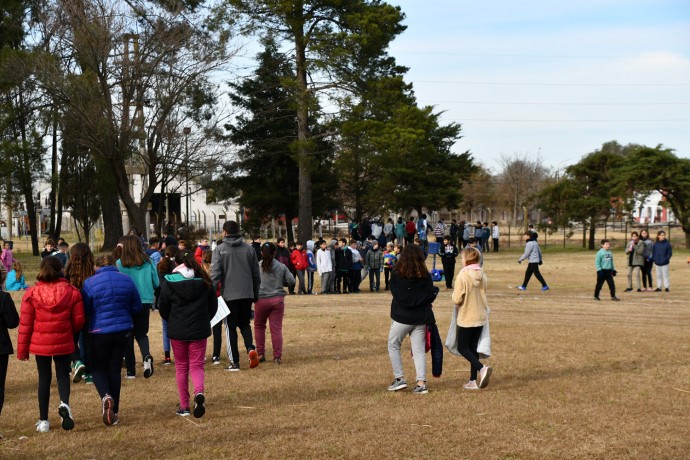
[170,338,207,409]
[253,296,285,359]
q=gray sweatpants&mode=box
[655,264,670,289]
[388,321,426,383]
[320,272,333,294]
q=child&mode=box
[254,243,295,365]
[651,230,672,292]
[306,240,317,294]
[365,241,383,292]
[290,241,308,295]
[82,255,142,426]
[194,238,210,264]
[594,239,619,301]
[451,247,492,390]
[158,251,217,418]
[516,231,549,291]
[40,239,57,259]
[5,260,28,291]
[349,240,363,293]
[624,231,644,292]
[316,240,333,295]
[178,240,187,251]
[382,242,397,291]
[466,237,483,266]
[275,238,295,294]
[334,238,352,294]
[146,237,162,266]
[0,290,19,420]
[1,242,14,272]
[17,256,85,432]
[157,246,179,365]
[440,235,458,289]
[55,241,70,267]
[64,243,95,384]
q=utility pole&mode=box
[183,127,191,227]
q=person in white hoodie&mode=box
[316,240,333,294]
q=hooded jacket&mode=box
[258,259,295,299]
[158,266,218,341]
[210,235,261,302]
[82,265,142,335]
[0,292,19,355]
[389,272,437,325]
[651,239,672,266]
[365,247,384,270]
[518,234,542,264]
[116,259,159,304]
[17,278,85,359]
[451,264,488,328]
[306,240,317,272]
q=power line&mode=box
[421,100,690,106]
[416,80,690,87]
[447,118,690,122]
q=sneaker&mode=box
[143,355,154,378]
[611,297,620,301]
[636,289,642,292]
[126,373,136,379]
[212,356,220,365]
[478,366,493,389]
[388,378,407,391]
[516,286,526,291]
[593,296,600,301]
[162,357,172,366]
[193,393,205,418]
[102,395,115,426]
[273,357,282,365]
[463,380,479,390]
[412,384,429,395]
[58,402,75,431]
[225,363,240,372]
[541,286,550,291]
[665,288,670,292]
[654,288,662,292]
[35,420,50,433]
[248,350,259,369]
[72,360,86,384]
[176,407,190,417]
[84,374,93,384]
[258,355,266,363]
[624,288,633,292]
[111,413,119,426]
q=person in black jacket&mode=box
[387,245,438,395]
[0,291,19,418]
[158,251,218,418]
[439,235,459,289]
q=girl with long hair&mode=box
[17,257,85,432]
[203,249,225,365]
[387,245,438,395]
[254,243,295,365]
[5,260,28,291]
[64,243,95,384]
[157,245,179,365]
[115,235,159,379]
[158,251,217,417]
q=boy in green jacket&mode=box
[594,239,620,301]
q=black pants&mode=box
[226,298,254,365]
[368,268,380,291]
[349,269,361,292]
[492,238,499,252]
[384,267,392,289]
[124,305,151,375]
[595,269,616,298]
[70,330,91,374]
[442,260,456,288]
[457,326,484,381]
[295,270,307,294]
[642,260,653,288]
[482,237,490,252]
[335,271,349,293]
[406,234,414,245]
[0,354,7,415]
[307,271,315,293]
[35,354,71,420]
[91,332,128,414]
[522,262,547,288]
[212,322,224,358]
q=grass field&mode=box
[1,246,689,459]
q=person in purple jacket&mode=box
[82,255,142,426]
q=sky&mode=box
[387,0,690,172]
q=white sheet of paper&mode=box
[211,297,230,327]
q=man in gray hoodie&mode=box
[211,221,261,371]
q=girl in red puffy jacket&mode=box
[17,257,85,433]
[290,242,308,295]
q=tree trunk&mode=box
[97,158,123,251]
[48,117,59,237]
[26,196,39,256]
[55,147,69,238]
[285,213,295,244]
[588,218,597,250]
[295,17,312,244]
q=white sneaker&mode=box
[463,380,479,390]
[478,366,493,389]
[58,402,75,431]
[35,420,50,433]
[143,355,154,378]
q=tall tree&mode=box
[224,0,405,241]
[496,153,549,227]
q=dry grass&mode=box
[1,248,689,459]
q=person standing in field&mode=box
[17,256,85,433]
[365,241,384,292]
[210,221,261,372]
[382,242,397,291]
[387,245,438,395]
[451,247,492,390]
[651,230,672,292]
[0,289,19,422]
[491,221,500,252]
[624,231,644,293]
[394,217,406,245]
[254,243,295,365]
[516,231,549,291]
[290,241,308,295]
[306,240,317,294]
[158,251,217,418]
[639,229,654,291]
[82,255,142,426]
[594,239,620,301]
[116,235,159,379]
[440,235,458,290]
[405,216,416,245]
[316,240,334,295]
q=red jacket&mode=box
[290,249,308,271]
[194,245,210,264]
[17,279,85,359]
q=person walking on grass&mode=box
[17,257,85,433]
[202,249,225,366]
[254,243,295,365]
[82,255,142,426]
[594,239,620,301]
[210,221,261,372]
[382,242,397,291]
[440,235,458,290]
[516,231,549,291]
[156,245,179,365]
[651,230,672,292]
[116,235,159,379]
[64,243,95,384]
[624,231,644,293]
[159,251,217,418]
[0,289,19,428]
[387,245,439,395]
[451,247,493,390]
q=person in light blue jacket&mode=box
[5,261,28,291]
[82,255,142,426]
[516,231,549,292]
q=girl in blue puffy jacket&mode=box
[5,261,28,291]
